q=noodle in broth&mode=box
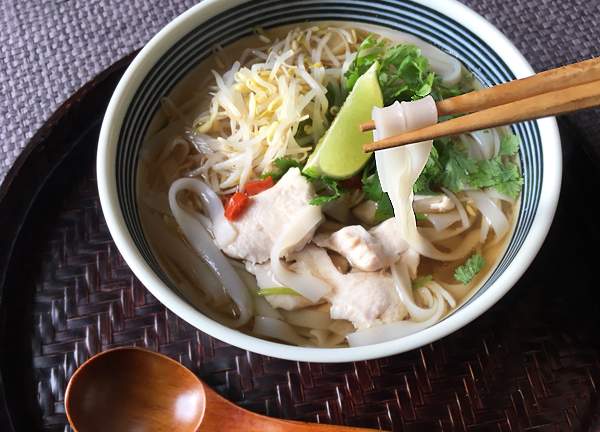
[139,22,520,347]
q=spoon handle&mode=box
[201,386,383,431]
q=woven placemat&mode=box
[1,0,600,183]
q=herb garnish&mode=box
[454,253,485,284]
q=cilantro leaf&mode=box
[262,157,303,180]
[374,193,394,222]
[361,165,394,222]
[345,35,464,106]
[414,134,523,199]
[308,176,344,205]
[413,145,442,194]
[345,35,383,90]
[454,253,485,284]
[499,133,520,156]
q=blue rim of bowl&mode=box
[112,0,544,352]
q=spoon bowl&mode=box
[65,347,381,432]
[65,347,205,432]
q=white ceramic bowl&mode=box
[97,0,561,362]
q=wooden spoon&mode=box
[65,347,381,432]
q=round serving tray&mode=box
[1,57,600,432]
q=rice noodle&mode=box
[463,129,500,160]
[392,259,436,322]
[270,205,330,302]
[441,188,469,228]
[425,211,461,231]
[233,264,284,320]
[346,285,448,347]
[141,24,520,347]
[466,190,509,240]
[280,306,334,330]
[169,178,236,247]
[252,316,310,346]
[418,224,470,242]
[373,98,478,261]
[144,212,229,306]
[309,329,347,347]
[168,180,253,327]
[480,217,490,243]
[485,187,515,204]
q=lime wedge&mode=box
[303,62,383,179]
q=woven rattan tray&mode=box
[1,57,600,432]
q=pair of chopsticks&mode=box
[360,57,600,152]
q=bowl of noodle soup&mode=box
[97,0,561,362]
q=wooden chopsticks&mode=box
[361,57,600,152]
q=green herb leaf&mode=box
[413,145,442,194]
[262,157,303,180]
[412,274,432,289]
[257,287,300,296]
[308,176,344,205]
[361,166,395,222]
[499,133,520,156]
[345,35,464,105]
[414,134,523,199]
[454,253,485,284]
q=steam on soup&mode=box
[139,23,521,347]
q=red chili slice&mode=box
[224,192,250,221]
[244,176,275,196]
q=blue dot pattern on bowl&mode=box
[115,0,542,313]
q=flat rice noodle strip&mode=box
[280,306,333,330]
[441,187,469,228]
[328,320,356,337]
[252,316,310,346]
[464,129,499,160]
[270,206,330,303]
[425,211,461,231]
[485,187,515,204]
[466,190,509,240]
[440,281,474,300]
[143,211,229,306]
[373,98,477,261]
[428,282,457,308]
[309,329,347,347]
[480,217,490,243]
[234,264,283,320]
[418,224,470,242]
[169,178,236,247]
[168,181,253,327]
[391,260,439,322]
[346,291,447,347]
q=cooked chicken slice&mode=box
[290,246,408,329]
[315,218,409,271]
[221,168,319,264]
[314,226,386,271]
[369,218,410,259]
